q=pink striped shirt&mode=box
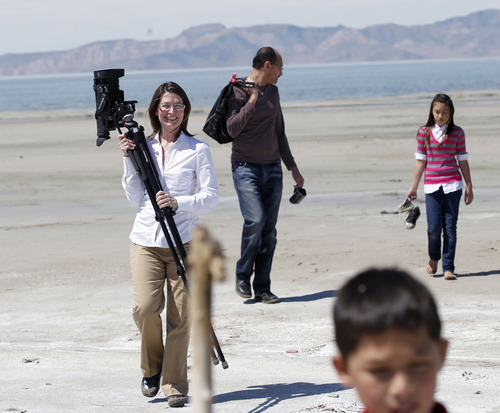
[416,125,467,186]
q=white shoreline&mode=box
[1,89,500,122]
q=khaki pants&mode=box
[130,243,190,397]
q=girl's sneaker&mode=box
[405,207,420,229]
[398,198,415,213]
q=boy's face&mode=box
[333,327,448,413]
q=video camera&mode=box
[93,68,137,146]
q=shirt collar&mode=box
[432,123,447,139]
[433,123,447,133]
[152,131,187,144]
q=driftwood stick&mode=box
[188,227,226,412]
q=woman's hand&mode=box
[156,191,178,211]
[118,134,135,157]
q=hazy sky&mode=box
[1,0,499,56]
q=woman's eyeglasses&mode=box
[159,104,185,112]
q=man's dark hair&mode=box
[252,46,279,69]
[333,268,442,359]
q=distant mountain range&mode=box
[1,9,500,76]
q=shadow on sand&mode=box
[432,269,500,278]
[243,290,337,304]
[214,381,346,412]
[150,382,346,411]
[458,269,500,277]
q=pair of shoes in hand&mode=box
[398,198,420,230]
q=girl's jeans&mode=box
[425,187,462,273]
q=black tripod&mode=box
[120,113,228,369]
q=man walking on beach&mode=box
[226,46,305,304]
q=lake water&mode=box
[1,58,500,111]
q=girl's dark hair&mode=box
[333,268,442,360]
[420,93,456,146]
[252,46,279,69]
[147,81,194,139]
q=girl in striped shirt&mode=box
[406,94,473,280]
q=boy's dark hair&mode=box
[333,268,442,359]
[252,46,279,69]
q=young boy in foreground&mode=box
[332,268,449,413]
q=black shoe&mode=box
[235,280,251,298]
[167,395,187,407]
[254,291,280,304]
[141,371,161,397]
[405,206,421,230]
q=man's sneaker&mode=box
[254,291,280,304]
[167,395,187,407]
[235,280,251,299]
[141,371,161,397]
[398,198,415,213]
[405,206,420,229]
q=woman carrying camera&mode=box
[118,82,218,407]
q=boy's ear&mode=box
[332,355,354,388]
[438,339,449,370]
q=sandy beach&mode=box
[1,90,499,413]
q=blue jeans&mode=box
[425,188,462,273]
[232,161,283,294]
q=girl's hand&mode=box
[407,189,417,201]
[156,191,178,211]
[464,184,474,205]
[118,134,135,157]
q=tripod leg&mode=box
[127,130,228,369]
[210,324,228,369]
[211,347,220,365]
[163,214,229,369]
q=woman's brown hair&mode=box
[147,82,194,139]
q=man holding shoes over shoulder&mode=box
[226,46,305,304]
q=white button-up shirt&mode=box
[122,132,218,248]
